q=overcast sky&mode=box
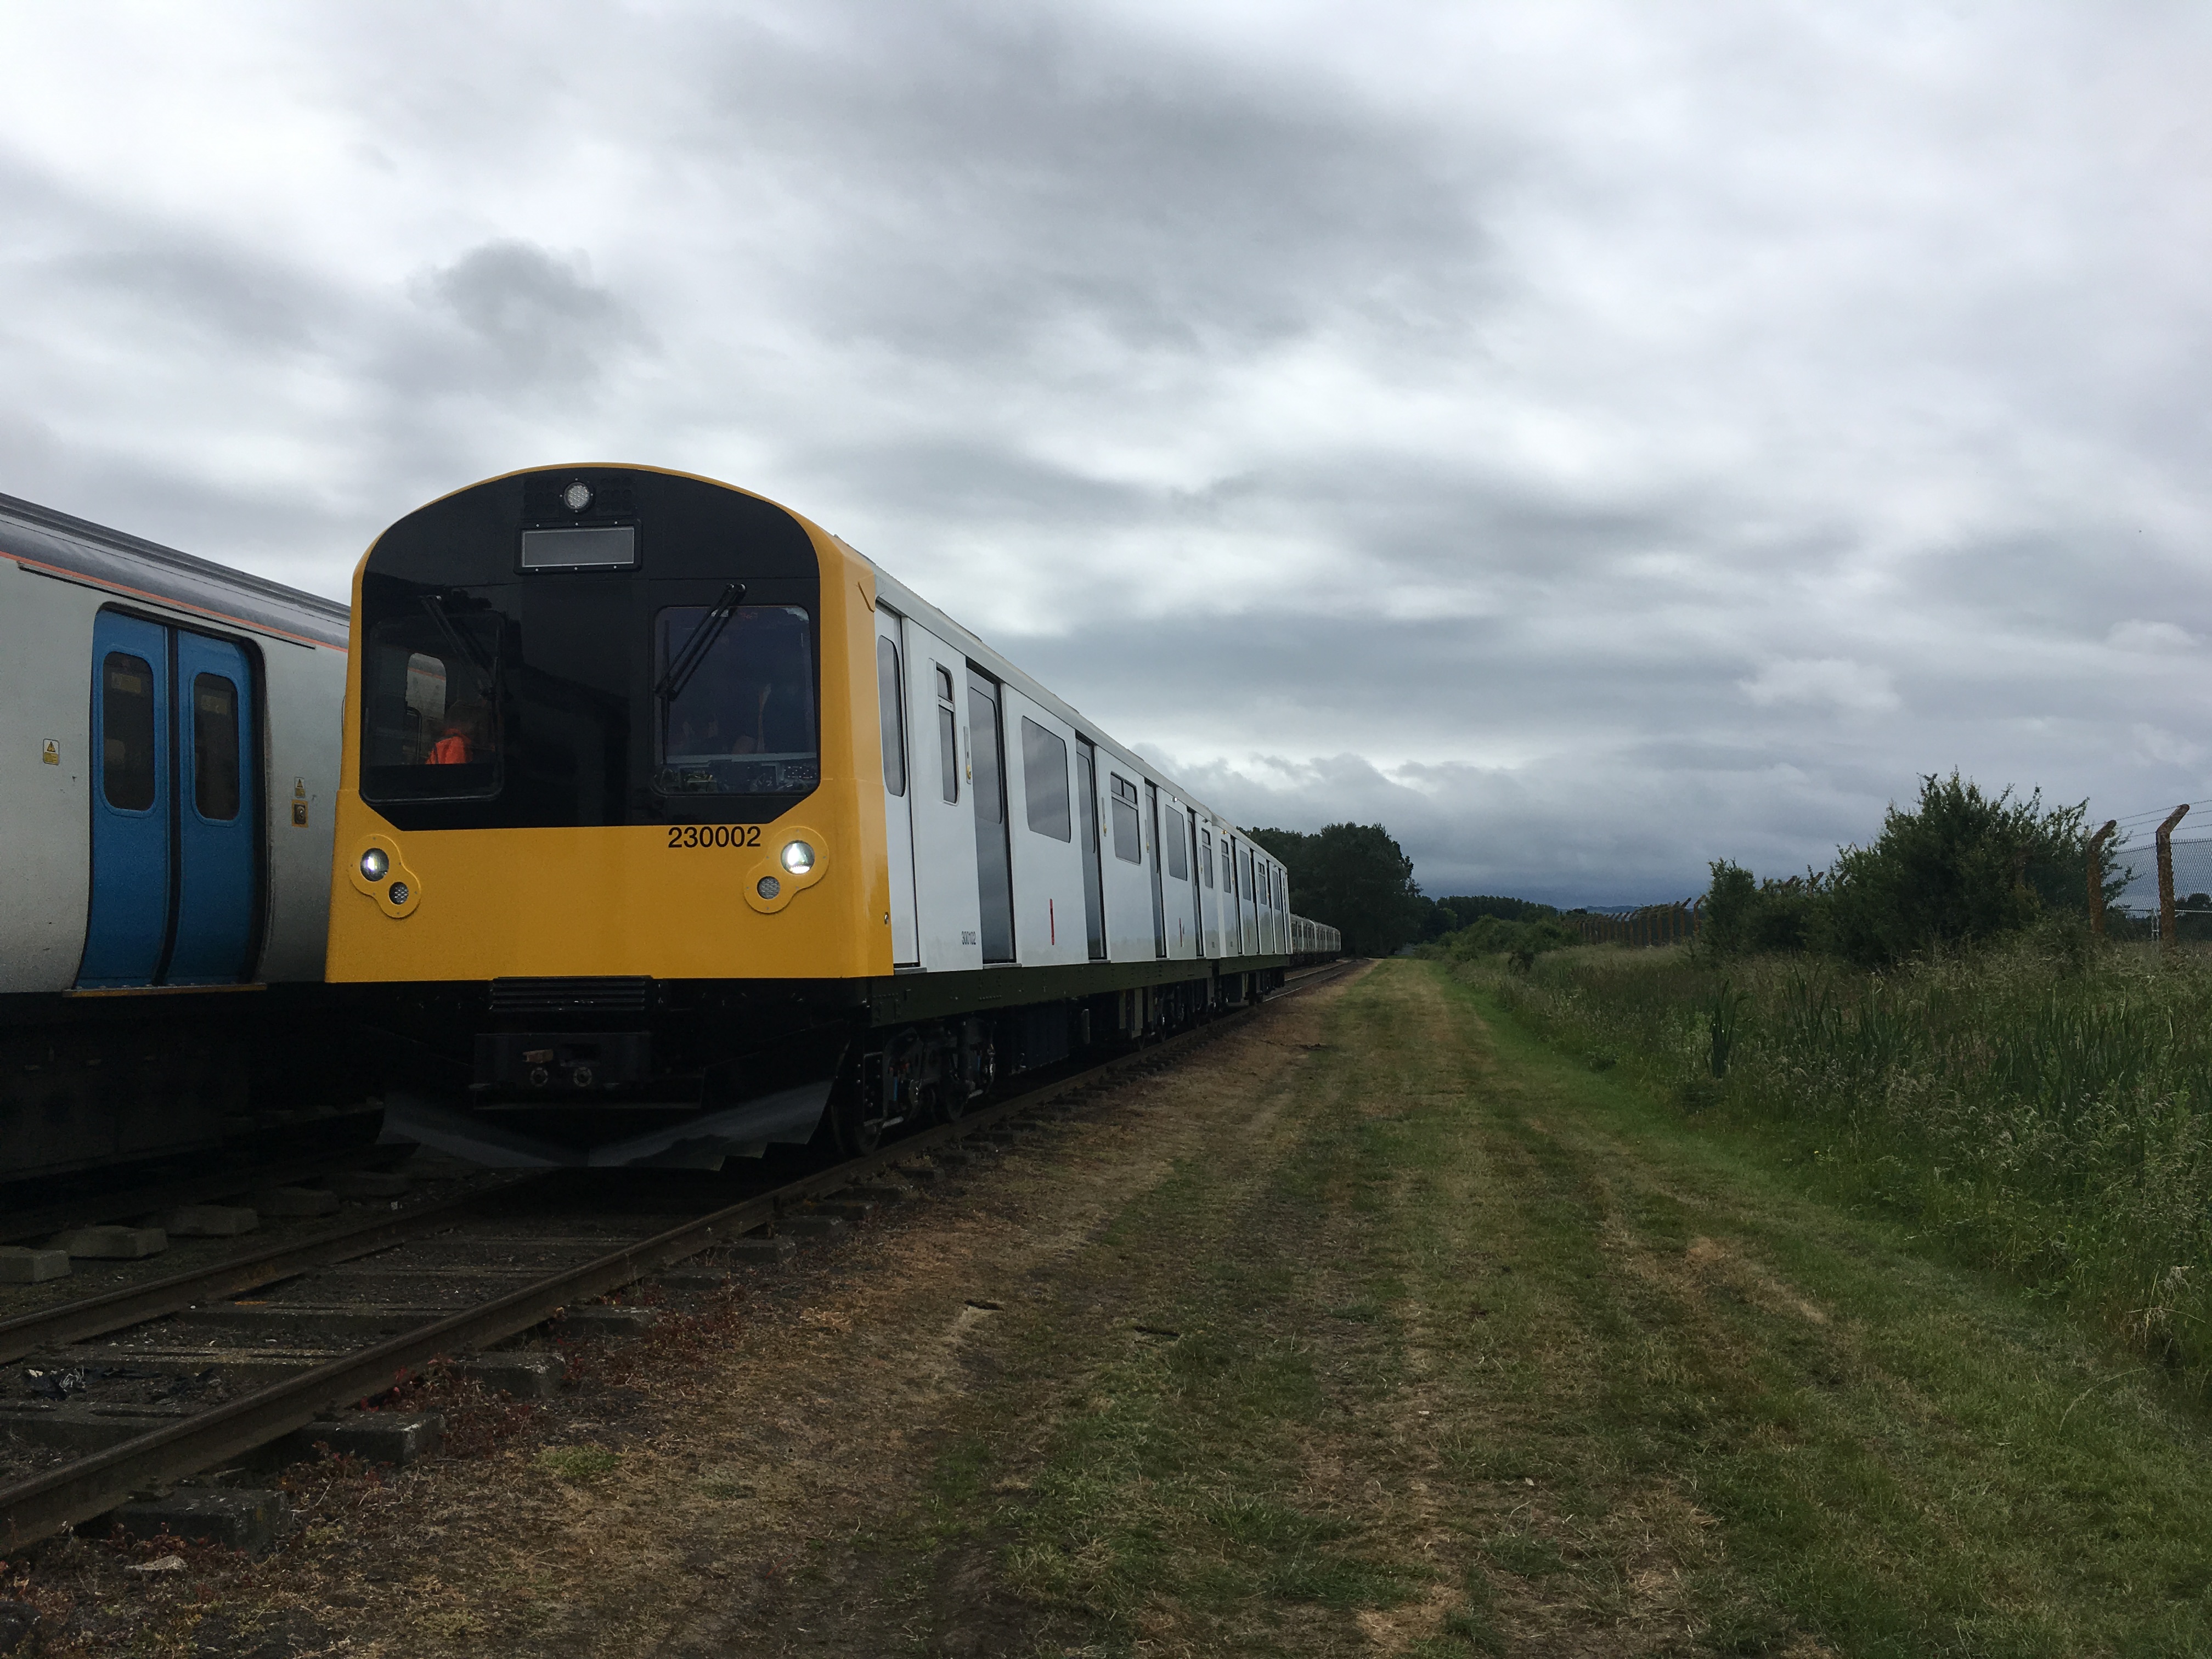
[4,2,2210,904]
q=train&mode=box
[0,492,362,1180]
[328,464,1340,1168]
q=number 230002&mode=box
[667,825,762,849]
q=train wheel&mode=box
[833,1091,884,1158]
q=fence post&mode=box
[2086,819,2117,937]
[2157,804,2190,953]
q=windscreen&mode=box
[654,604,818,796]
[360,607,504,802]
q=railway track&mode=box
[0,977,1350,1550]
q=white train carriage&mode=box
[871,563,1299,992]
[0,492,363,1178]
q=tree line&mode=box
[1242,822,1592,958]
[1251,772,2124,967]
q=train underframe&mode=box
[364,960,1290,1170]
[0,988,378,1190]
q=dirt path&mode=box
[25,960,2212,1657]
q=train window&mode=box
[1109,773,1141,864]
[100,652,158,811]
[1020,716,1070,840]
[935,664,959,802]
[653,604,818,796]
[360,611,503,801]
[1165,807,1188,878]
[1243,849,1255,899]
[191,674,241,821]
[877,636,906,797]
[1200,828,1214,888]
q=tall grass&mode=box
[1453,934,2212,1381]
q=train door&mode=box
[966,667,1015,963]
[81,612,259,988]
[1224,834,1245,955]
[1145,781,1166,957]
[1188,811,1204,951]
[1075,740,1107,959]
[874,614,919,965]
[1199,825,1218,955]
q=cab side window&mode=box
[934,664,958,802]
[877,637,906,797]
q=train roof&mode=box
[0,489,348,650]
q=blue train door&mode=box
[79,612,259,988]
[170,631,257,982]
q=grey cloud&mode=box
[416,240,649,388]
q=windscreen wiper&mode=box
[419,591,496,674]
[656,582,746,703]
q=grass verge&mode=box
[885,960,2212,1656]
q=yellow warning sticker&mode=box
[40,740,59,765]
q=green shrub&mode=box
[1431,914,1578,969]
[1702,773,2124,967]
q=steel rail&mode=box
[0,1001,1277,1548]
[0,1178,539,1367]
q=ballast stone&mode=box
[0,1247,69,1283]
[161,1205,259,1238]
[253,1187,340,1217]
[112,1487,290,1554]
[50,1226,166,1260]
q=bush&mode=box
[1702,773,2121,967]
[1700,862,1829,957]
[1431,913,1578,970]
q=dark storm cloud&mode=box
[2,1,2210,904]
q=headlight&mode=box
[757,876,782,899]
[360,848,389,880]
[780,840,815,875]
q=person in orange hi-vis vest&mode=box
[428,701,490,765]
